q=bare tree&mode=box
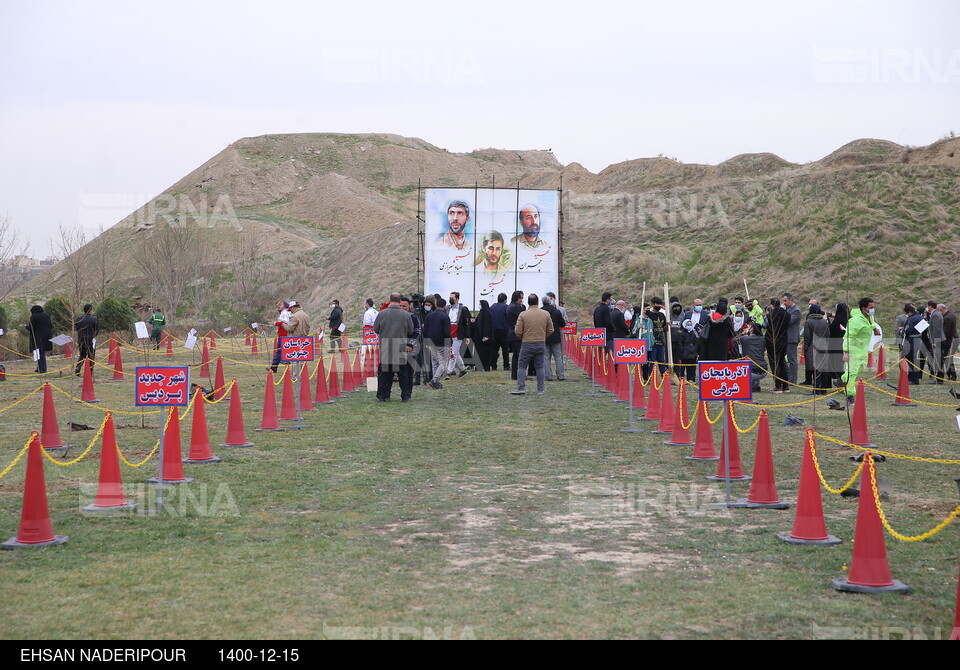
[0,213,30,301]
[48,223,91,321]
[89,224,120,302]
[134,222,205,325]
[228,236,272,321]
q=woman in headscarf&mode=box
[802,303,831,394]
[473,299,495,371]
[702,298,733,362]
[26,304,53,374]
[826,302,849,386]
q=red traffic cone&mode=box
[867,349,874,368]
[245,329,251,346]
[314,356,333,404]
[778,429,841,545]
[352,349,362,388]
[64,341,72,359]
[185,387,222,462]
[744,411,788,508]
[257,370,286,432]
[630,365,647,410]
[832,453,910,593]
[664,380,694,446]
[250,335,258,356]
[40,383,67,451]
[107,332,117,364]
[279,366,298,420]
[220,381,254,447]
[200,341,211,377]
[342,349,357,392]
[643,367,662,421]
[112,346,124,381]
[80,357,99,403]
[209,331,217,350]
[213,356,226,401]
[799,345,805,366]
[165,332,174,356]
[652,374,675,434]
[848,380,875,447]
[148,407,193,484]
[299,362,315,412]
[614,362,630,402]
[85,413,137,510]
[875,344,888,380]
[686,398,718,461]
[707,402,750,481]
[328,356,343,399]
[892,358,916,406]
[2,432,68,548]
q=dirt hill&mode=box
[15,132,960,327]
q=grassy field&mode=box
[0,337,958,640]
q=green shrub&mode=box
[42,296,74,334]
[0,303,7,332]
[96,296,138,335]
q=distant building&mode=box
[0,255,59,290]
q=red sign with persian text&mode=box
[135,366,190,407]
[613,339,647,364]
[698,361,752,402]
[279,336,315,362]
[579,327,606,347]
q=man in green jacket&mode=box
[840,297,880,403]
[149,307,166,349]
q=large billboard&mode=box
[423,188,560,310]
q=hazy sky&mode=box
[1,0,957,256]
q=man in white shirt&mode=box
[362,298,379,329]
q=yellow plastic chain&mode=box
[116,407,178,467]
[0,436,32,479]
[202,378,236,404]
[807,431,864,494]
[0,385,44,413]
[813,431,960,465]
[675,381,697,431]
[42,416,107,466]
[729,402,762,433]
[861,381,957,408]
[703,401,725,424]
[866,453,960,541]
[47,382,161,415]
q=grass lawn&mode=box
[1,338,958,640]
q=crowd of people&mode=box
[590,292,958,404]
[263,290,959,404]
[23,288,954,407]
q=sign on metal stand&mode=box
[614,339,647,433]
[580,327,606,396]
[135,366,190,513]
[280,336,315,429]
[698,360,752,508]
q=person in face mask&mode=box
[674,318,700,382]
[328,299,344,351]
[839,297,880,403]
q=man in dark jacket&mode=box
[373,293,414,402]
[940,303,957,381]
[543,295,566,381]
[27,305,53,374]
[506,290,526,380]
[423,298,451,390]
[490,292,510,371]
[328,300,343,351]
[593,292,614,352]
[74,303,99,375]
